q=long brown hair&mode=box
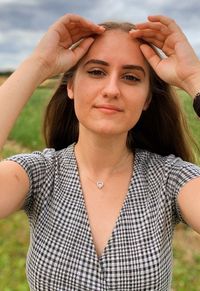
[43,21,198,163]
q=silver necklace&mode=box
[82,152,133,190]
[96,181,104,189]
[87,177,105,190]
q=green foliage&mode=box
[172,225,200,290]
[173,247,200,290]
[0,71,13,77]
[1,88,200,290]
[9,87,52,150]
[7,88,200,156]
[0,213,29,290]
[178,90,200,156]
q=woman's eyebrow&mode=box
[123,65,146,76]
[83,59,146,76]
[83,59,109,67]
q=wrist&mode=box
[181,63,200,98]
[25,54,52,85]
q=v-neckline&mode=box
[72,145,138,261]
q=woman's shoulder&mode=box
[135,149,200,201]
[136,148,177,165]
[135,148,200,174]
[6,143,76,172]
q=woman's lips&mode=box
[94,104,123,113]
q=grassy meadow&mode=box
[0,83,200,290]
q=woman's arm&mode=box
[0,161,30,219]
[178,177,200,234]
[0,14,104,218]
[0,56,49,150]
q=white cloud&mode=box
[0,0,38,4]
[0,29,43,70]
[0,0,200,70]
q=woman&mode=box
[0,13,200,290]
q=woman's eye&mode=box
[123,75,140,82]
[87,69,105,76]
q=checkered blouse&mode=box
[8,144,200,290]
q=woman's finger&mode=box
[60,13,105,34]
[139,44,162,71]
[147,15,182,33]
[70,37,95,64]
[49,14,105,49]
[135,22,163,31]
[130,29,165,41]
[135,23,170,36]
[142,38,165,50]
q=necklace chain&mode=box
[87,177,105,190]
[77,148,133,191]
[87,153,132,190]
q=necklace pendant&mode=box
[96,181,104,189]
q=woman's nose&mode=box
[101,76,120,99]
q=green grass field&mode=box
[0,87,200,290]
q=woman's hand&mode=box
[32,13,105,79]
[129,15,200,96]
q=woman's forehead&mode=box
[82,30,148,68]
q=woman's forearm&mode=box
[0,55,48,150]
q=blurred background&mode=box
[0,1,200,290]
[1,0,200,71]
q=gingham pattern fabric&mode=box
[7,144,200,291]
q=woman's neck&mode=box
[75,130,133,178]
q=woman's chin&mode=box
[91,127,127,138]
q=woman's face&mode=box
[67,29,150,138]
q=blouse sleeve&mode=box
[6,148,57,217]
[165,156,200,224]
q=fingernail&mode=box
[99,26,105,30]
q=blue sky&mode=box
[0,0,200,70]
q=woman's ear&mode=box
[67,78,74,99]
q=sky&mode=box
[0,0,200,70]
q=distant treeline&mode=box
[0,71,61,79]
[0,71,13,77]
